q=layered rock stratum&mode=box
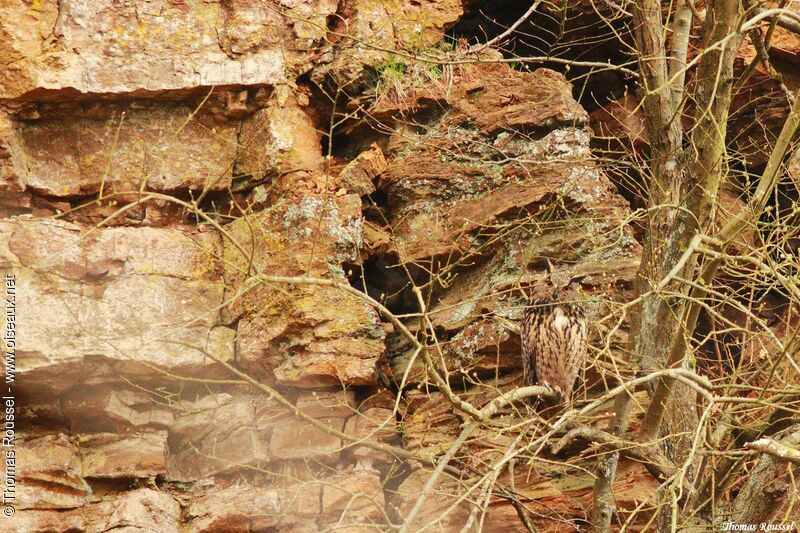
[1,0,798,531]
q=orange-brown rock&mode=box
[9,489,180,532]
[234,87,325,189]
[79,432,167,480]
[269,417,345,462]
[0,0,333,101]
[765,5,800,68]
[167,393,278,480]
[369,62,640,388]
[222,193,385,388]
[0,219,231,397]
[10,0,794,529]
[311,0,464,86]
[14,434,89,510]
[321,468,386,527]
[388,467,472,531]
[7,104,240,197]
[62,386,173,434]
[338,143,388,196]
[296,389,358,418]
[185,481,321,532]
[375,64,632,262]
[589,93,649,151]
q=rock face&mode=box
[222,192,385,388]
[0,0,333,100]
[361,61,640,391]
[2,1,797,531]
[1,2,460,530]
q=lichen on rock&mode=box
[5,0,797,530]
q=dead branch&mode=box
[745,438,800,465]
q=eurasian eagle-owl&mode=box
[520,265,588,407]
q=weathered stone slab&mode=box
[0,218,231,395]
[14,434,89,511]
[185,481,321,532]
[168,393,278,480]
[0,0,337,101]
[79,432,167,479]
[223,194,385,388]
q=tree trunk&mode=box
[733,425,800,524]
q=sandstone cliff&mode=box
[1,1,799,531]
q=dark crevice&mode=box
[347,255,421,316]
[451,0,646,229]
[9,186,236,228]
[449,0,635,111]
[363,189,389,224]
